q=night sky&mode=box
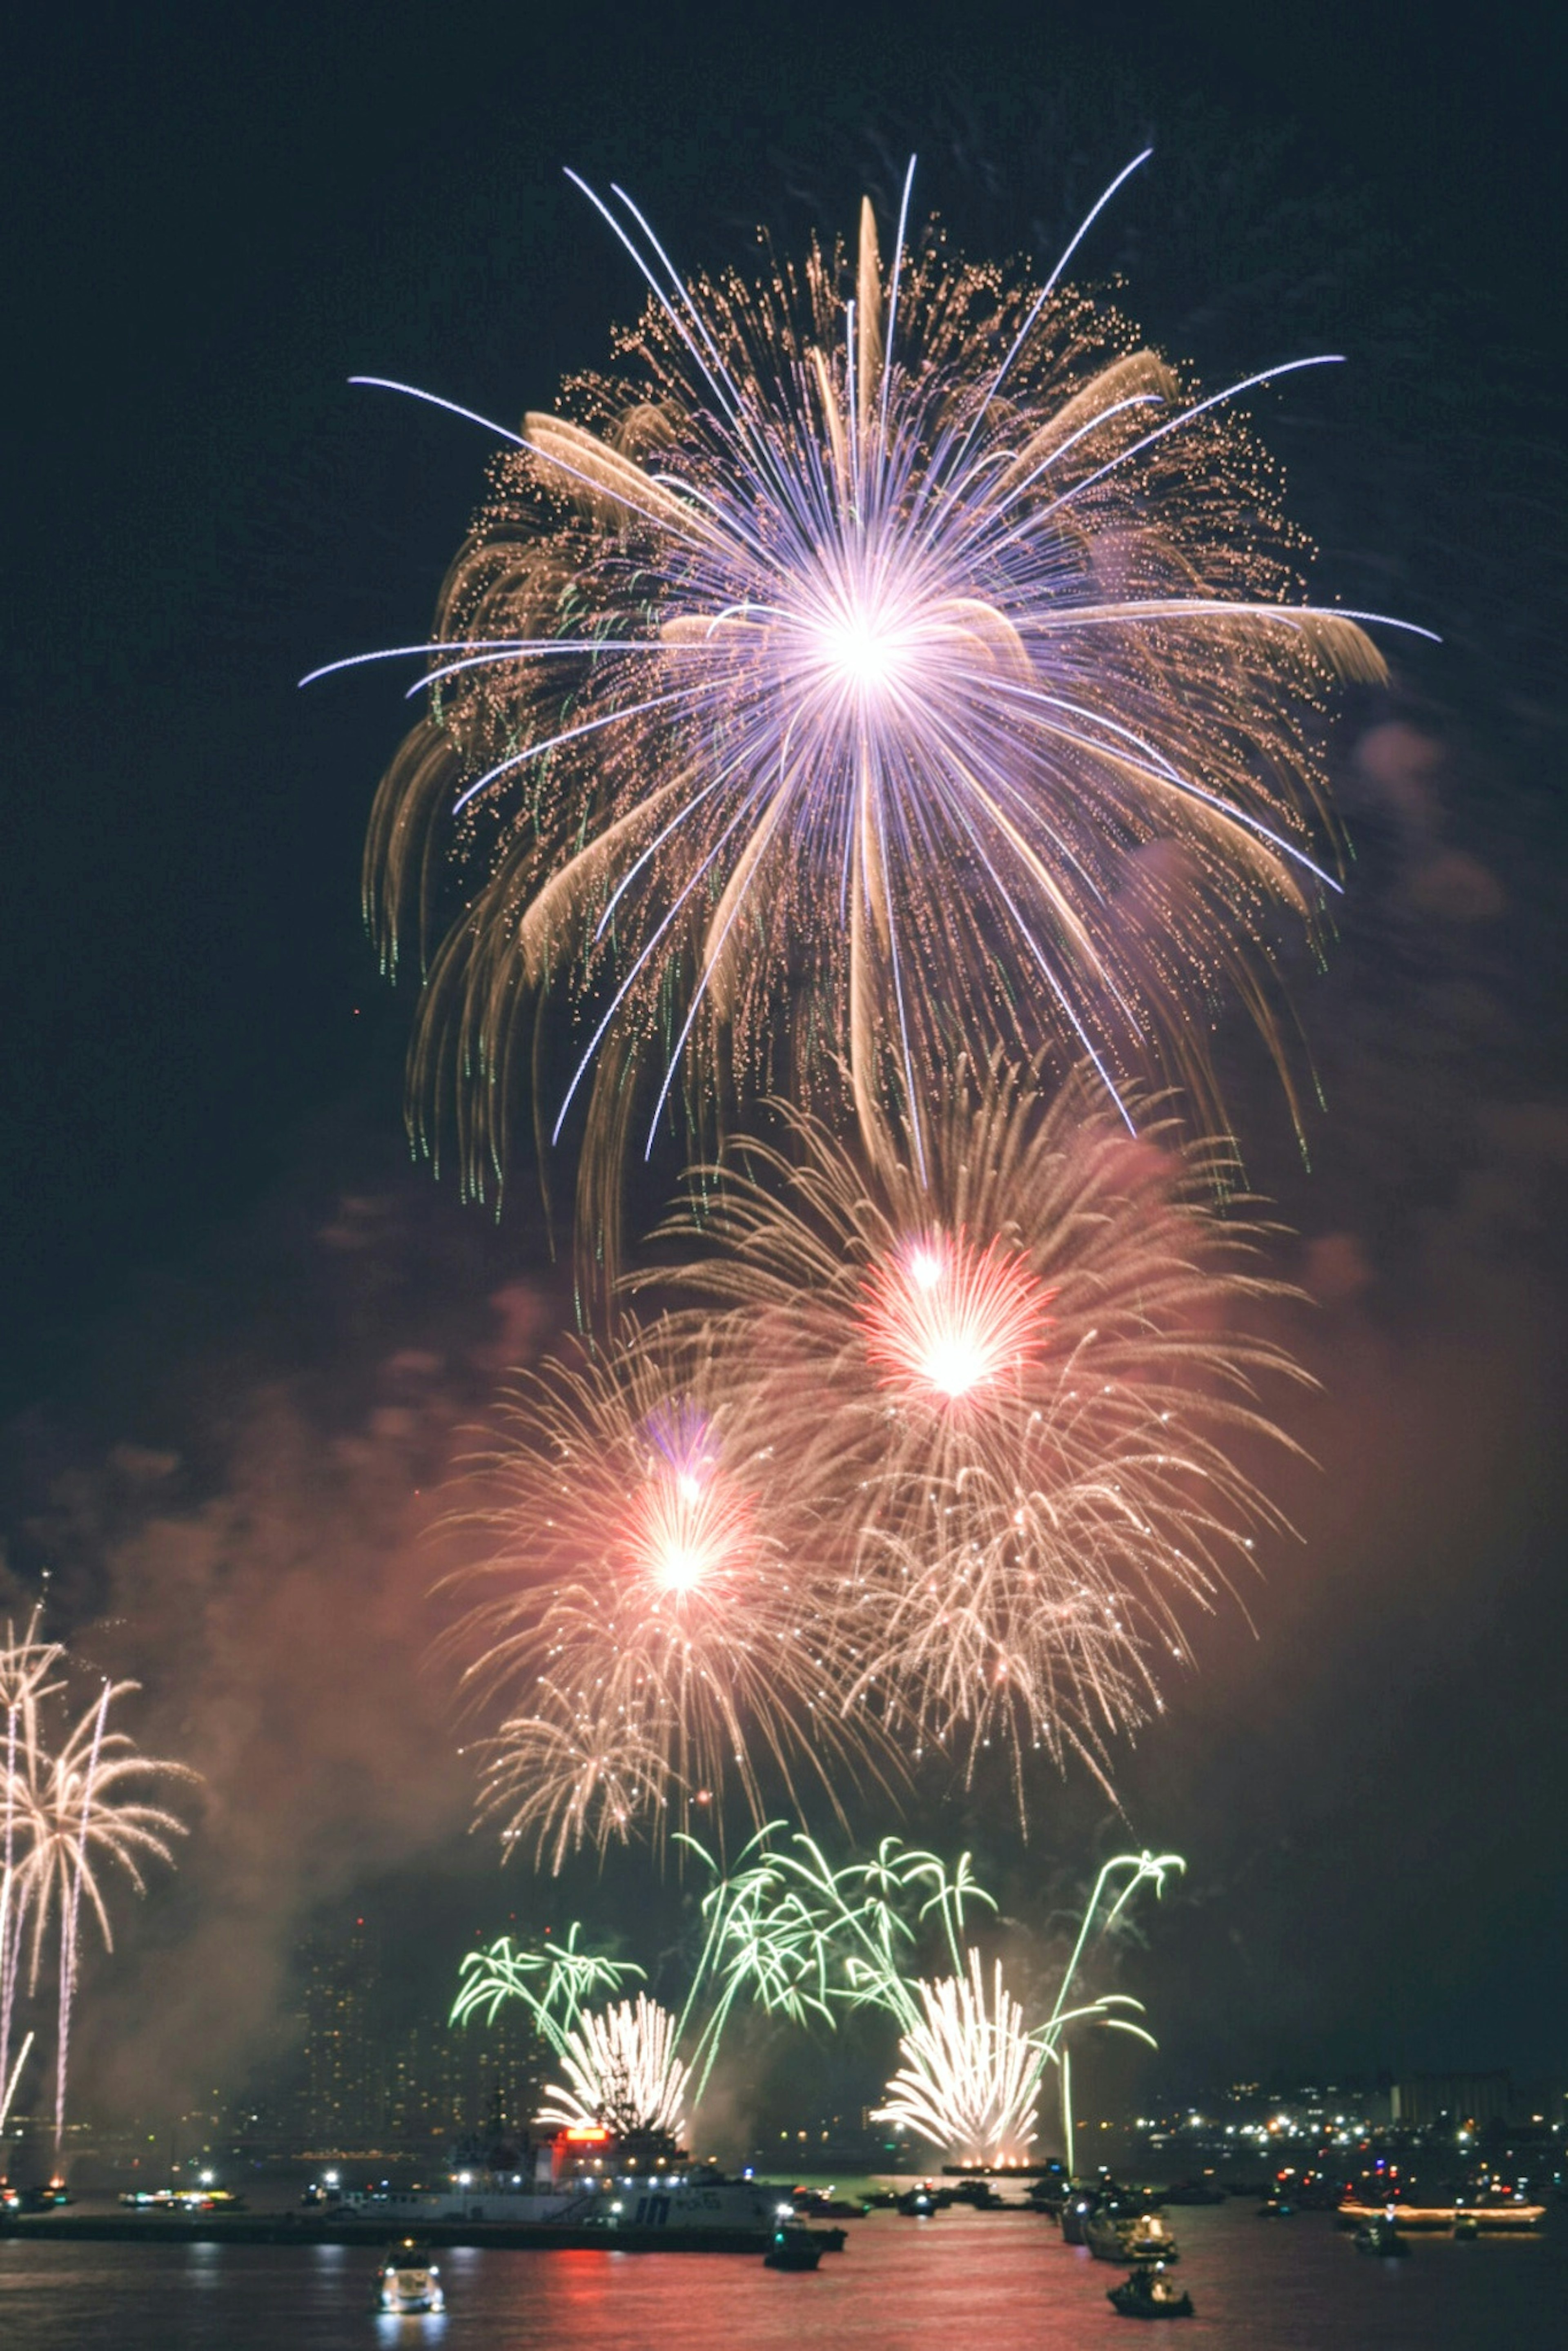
[4,1,1565,2130]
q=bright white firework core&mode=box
[919,1330,993,1401]
[624,1407,753,1596]
[860,1230,1051,1404]
[812,582,919,702]
[907,1244,946,1292]
[828,613,900,693]
[636,1473,726,1592]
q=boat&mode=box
[1161,2179,1225,2207]
[1061,2191,1098,2245]
[1084,2207,1133,2262]
[1108,2265,1194,2319]
[897,2187,938,2217]
[1123,2214,1180,2264]
[374,2241,445,2314]
[951,2177,1008,2209]
[1291,2174,1346,2212]
[381,2166,793,2245]
[1353,2213,1410,2258]
[791,2222,847,2251]
[1338,2196,1544,2234]
[1257,2194,1294,2217]
[791,2190,867,2219]
[764,2222,824,2271]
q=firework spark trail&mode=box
[53,1681,110,2158]
[872,1950,1041,2164]
[451,1833,999,2132]
[451,1925,642,2045]
[18,1684,194,1995]
[866,1849,1180,2163]
[685,1830,1176,2159]
[445,1321,895,1868]
[1033,1849,1181,2170]
[450,1928,690,2139]
[652,1065,1310,1812]
[323,161,1433,1243]
[0,2030,33,2135]
[450,1831,1180,2163]
[536,1992,692,2140]
[0,1633,194,2153]
[0,1616,63,2111]
[673,1826,996,2099]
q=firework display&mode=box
[0,1615,194,2149]
[453,1832,1180,2164]
[537,1994,692,2140]
[319,158,1411,2110]
[450,1920,639,2034]
[654,1066,1307,1804]
[872,1952,1043,2164]
[693,1832,1177,2164]
[445,1321,885,1866]
[330,162,1426,1214]
[452,1926,688,2137]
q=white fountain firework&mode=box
[536,1992,691,2141]
[0,1617,194,2153]
[872,1950,1042,2164]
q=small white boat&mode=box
[375,2241,446,2314]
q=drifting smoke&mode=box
[0,1152,558,2123]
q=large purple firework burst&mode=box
[317,157,1430,1237]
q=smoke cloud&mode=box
[2,1139,563,2121]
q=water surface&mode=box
[1,2198,1561,2348]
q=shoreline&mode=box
[0,2210,782,2253]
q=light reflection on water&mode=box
[0,2202,1562,2349]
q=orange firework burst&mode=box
[649,1062,1309,1811]
[446,1325,884,1868]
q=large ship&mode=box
[378,2128,791,2244]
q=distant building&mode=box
[287,1912,541,2153]
[386,2009,538,2148]
[298,1914,380,2147]
[1391,2073,1512,2128]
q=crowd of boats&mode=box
[13,2133,1538,2321]
[299,2142,1559,2320]
[249,2151,1565,2325]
